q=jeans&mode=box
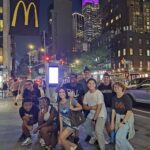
[116,123,134,150]
[84,117,105,150]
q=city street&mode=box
[0,97,150,150]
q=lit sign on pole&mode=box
[82,0,99,6]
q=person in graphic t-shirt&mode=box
[111,82,135,150]
[19,98,39,146]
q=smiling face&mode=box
[23,101,33,112]
[25,81,33,91]
[58,88,66,100]
[87,80,96,91]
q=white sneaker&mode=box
[105,139,110,144]
[89,136,97,144]
[21,137,32,146]
[39,138,45,147]
[70,145,77,150]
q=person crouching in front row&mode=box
[19,98,39,146]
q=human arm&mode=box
[111,109,116,130]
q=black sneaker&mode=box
[85,135,91,142]
[18,133,26,142]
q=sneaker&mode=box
[85,135,91,142]
[70,145,77,150]
[89,136,97,144]
[21,137,32,146]
[45,145,51,150]
[18,133,26,142]
[39,138,45,147]
[105,140,110,145]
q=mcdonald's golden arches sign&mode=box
[10,0,39,35]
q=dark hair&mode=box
[39,96,50,105]
[57,87,68,102]
[103,72,110,77]
[22,98,33,104]
[84,66,90,73]
[26,80,33,84]
[87,78,97,88]
[70,73,77,78]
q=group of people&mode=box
[12,67,135,150]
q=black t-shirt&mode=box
[112,94,132,115]
[23,88,41,105]
[98,83,115,108]
[19,105,39,125]
[63,83,85,105]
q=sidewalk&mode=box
[0,98,150,150]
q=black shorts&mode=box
[12,90,18,97]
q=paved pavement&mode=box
[0,98,150,150]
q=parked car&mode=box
[126,79,150,105]
[127,77,148,88]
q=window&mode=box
[140,61,143,68]
[130,48,133,55]
[116,16,119,20]
[147,50,150,56]
[0,20,3,31]
[118,50,121,57]
[111,19,114,24]
[148,61,150,71]
[139,49,143,56]
[147,40,150,45]
[139,38,142,44]
[0,7,3,14]
[106,22,109,26]
[129,37,133,41]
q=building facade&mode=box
[94,0,150,78]
[72,12,84,52]
[82,0,101,50]
[48,0,72,59]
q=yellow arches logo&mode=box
[11,0,39,27]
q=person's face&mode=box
[59,89,66,100]
[25,82,33,90]
[23,102,33,112]
[39,99,48,109]
[87,80,96,91]
[113,84,123,94]
[84,71,91,80]
[103,76,110,85]
[70,75,77,84]
[67,89,75,98]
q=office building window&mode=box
[147,50,150,56]
[123,49,126,56]
[0,7,3,13]
[129,37,133,41]
[129,48,133,55]
[111,19,114,24]
[139,49,143,56]
[140,61,143,69]
[139,38,142,44]
[147,40,150,45]
[0,20,3,31]
[118,50,121,57]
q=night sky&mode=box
[15,0,82,61]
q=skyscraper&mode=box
[72,12,84,52]
[82,0,101,49]
[48,0,72,58]
[97,0,150,77]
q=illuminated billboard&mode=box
[82,0,99,6]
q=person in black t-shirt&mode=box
[111,82,134,150]
[19,98,39,146]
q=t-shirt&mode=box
[112,94,132,115]
[98,83,115,108]
[83,89,107,119]
[59,99,77,127]
[19,105,39,125]
[63,83,85,105]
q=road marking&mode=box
[135,114,150,120]
[133,108,150,114]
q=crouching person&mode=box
[33,97,59,150]
[19,98,39,146]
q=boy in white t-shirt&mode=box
[83,78,107,150]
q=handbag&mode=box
[69,100,85,127]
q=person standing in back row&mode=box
[98,72,115,144]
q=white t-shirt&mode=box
[83,89,107,119]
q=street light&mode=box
[28,44,35,50]
[40,48,45,52]
[75,59,80,65]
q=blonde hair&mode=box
[113,81,126,92]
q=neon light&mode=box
[82,0,99,6]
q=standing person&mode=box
[63,73,84,105]
[23,80,41,106]
[83,78,107,150]
[11,78,19,105]
[19,98,39,146]
[111,82,135,150]
[98,72,115,143]
[57,87,82,150]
